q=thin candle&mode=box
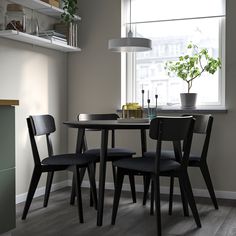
[155,94,158,110]
[141,86,144,108]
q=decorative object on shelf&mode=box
[108,0,151,52]
[54,22,78,47]
[30,11,39,36]
[41,0,60,8]
[38,30,67,45]
[122,103,143,119]
[5,4,26,32]
[0,0,81,52]
[165,43,221,109]
[61,0,78,23]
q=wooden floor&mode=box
[13,187,236,236]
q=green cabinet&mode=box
[0,105,16,234]
[0,169,15,234]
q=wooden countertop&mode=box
[0,100,19,106]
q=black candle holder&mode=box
[155,94,158,110]
[142,89,145,109]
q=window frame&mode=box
[121,1,226,110]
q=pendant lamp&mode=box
[108,0,152,52]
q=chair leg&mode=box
[70,175,76,205]
[89,163,96,207]
[143,175,151,205]
[70,167,87,206]
[128,174,136,203]
[74,166,84,223]
[152,174,162,236]
[43,171,54,207]
[88,163,97,210]
[178,176,189,217]
[112,165,117,186]
[111,168,125,225]
[168,176,174,215]
[181,172,201,228]
[22,168,42,220]
[150,180,154,215]
[200,164,218,209]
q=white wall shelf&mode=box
[0,30,81,52]
[9,0,81,20]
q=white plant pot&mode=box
[180,93,197,109]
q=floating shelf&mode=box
[9,0,81,20]
[0,30,81,52]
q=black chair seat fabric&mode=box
[144,151,201,165]
[144,150,175,160]
[113,157,181,173]
[188,156,201,166]
[42,153,98,166]
[84,148,135,159]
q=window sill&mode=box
[117,106,228,114]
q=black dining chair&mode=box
[111,116,201,236]
[144,114,218,215]
[168,114,218,214]
[70,113,137,205]
[22,115,97,222]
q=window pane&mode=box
[131,0,225,22]
[133,17,222,106]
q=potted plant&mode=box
[61,0,77,23]
[165,43,221,108]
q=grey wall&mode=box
[0,31,69,195]
[68,0,236,194]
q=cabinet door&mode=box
[0,168,15,234]
[0,107,15,171]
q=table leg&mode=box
[97,129,108,226]
[76,128,87,179]
[71,128,86,205]
[76,128,85,153]
[140,128,147,155]
[141,129,149,205]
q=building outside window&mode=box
[122,0,225,108]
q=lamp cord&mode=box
[128,0,133,37]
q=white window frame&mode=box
[121,1,226,110]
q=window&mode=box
[122,0,225,108]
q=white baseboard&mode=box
[16,180,69,204]
[16,179,236,205]
[79,180,236,200]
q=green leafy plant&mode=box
[165,43,221,93]
[61,0,78,23]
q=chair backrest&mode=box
[149,116,195,173]
[183,114,213,162]
[27,115,55,166]
[77,113,119,150]
[78,113,119,121]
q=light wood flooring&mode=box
[13,187,236,236]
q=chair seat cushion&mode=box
[144,151,201,165]
[42,153,97,166]
[84,148,135,160]
[113,157,181,173]
[144,150,175,160]
[188,155,201,166]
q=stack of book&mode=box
[38,30,67,45]
[54,22,78,47]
